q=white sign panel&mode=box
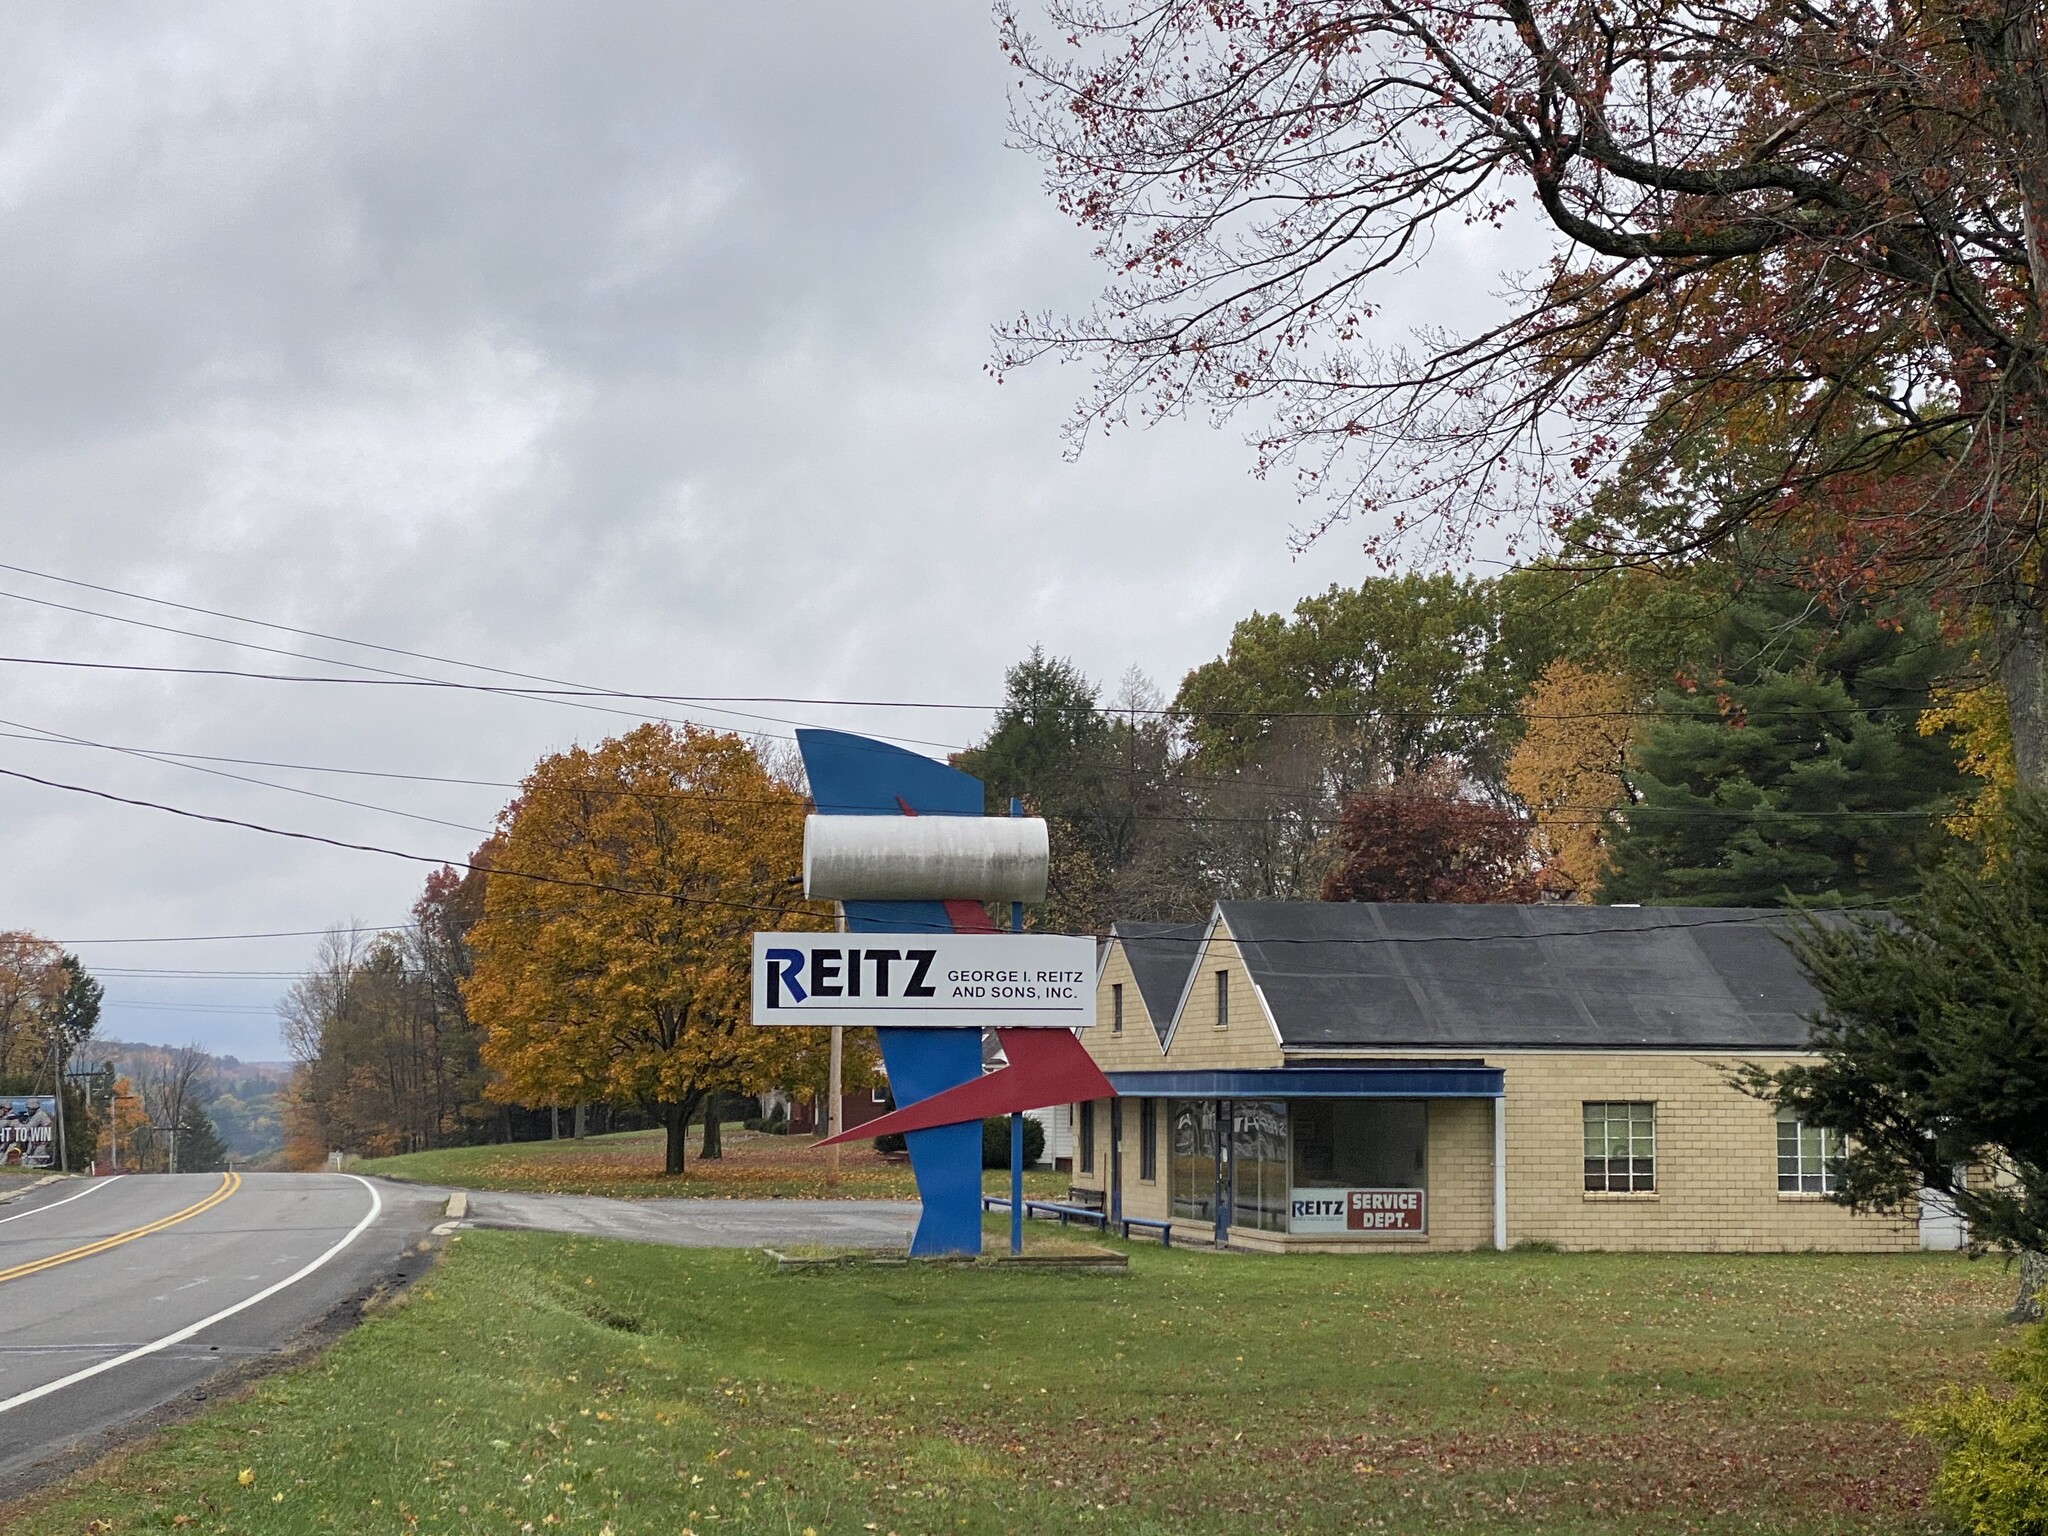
[751,932,1097,1029]
[1290,1187,1427,1235]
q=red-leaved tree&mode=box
[1321,778,1549,902]
[998,0,2048,781]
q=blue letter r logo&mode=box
[766,948,807,1007]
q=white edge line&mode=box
[0,1173,384,1417]
[0,1175,121,1226]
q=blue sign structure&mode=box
[796,728,991,1256]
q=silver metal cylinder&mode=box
[803,814,1050,902]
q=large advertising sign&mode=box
[1290,1187,1426,1235]
[0,1096,59,1170]
[751,932,1097,1030]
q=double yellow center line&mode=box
[0,1172,240,1286]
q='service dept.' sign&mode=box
[751,933,1097,1029]
[1290,1187,1427,1235]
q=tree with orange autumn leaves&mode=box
[1505,662,1640,896]
[464,724,845,1176]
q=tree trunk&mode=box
[2014,1249,2047,1323]
[573,1103,587,1141]
[701,1097,722,1160]
[661,1101,688,1176]
[1995,598,2048,788]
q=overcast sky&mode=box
[0,2,1523,1060]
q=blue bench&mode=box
[1119,1216,1172,1247]
[1028,1199,1108,1229]
[986,1195,1168,1242]
[981,1194,1112,1230]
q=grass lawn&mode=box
[358,1126,1069,1201]
[14,1224,2013,1535]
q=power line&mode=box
[0,720,492,836]
[5,755,1879,956]
[101,1000,282,1012]
[52,925,409,945]
[0,647,1962,729]
[92,969,302,978]
[0,567,972,753]
[0,761,861,927]
[0,710,1960,825]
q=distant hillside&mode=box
[94,1041,292,1084]
[88,1039,289,1162]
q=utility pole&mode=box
[64,1065,105,1174]
[48,1037,69,1174]
[151,1122,179,1176]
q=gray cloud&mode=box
[0,1,1526,1058]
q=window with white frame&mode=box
[1776,1109,1843,1194]
[1112,982,1124,1034]
[1583,1102,1656,1193]
[1215,969,1229,1027]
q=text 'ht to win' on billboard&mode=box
[750,933,1098,1030]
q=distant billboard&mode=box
[0,1096,58,1170]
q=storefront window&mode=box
[1291,1099,1426,1188]
[1170,1099,1216,1220]
[1139,1099,1158,1182]
[1231,1099,1288,1231]
[1287,1100,1428,1235]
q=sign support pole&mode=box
[827,903,846,1185]
[1008,797,1025,1254]
[827,1026,843,1183]
[1009,1112,1024,1254]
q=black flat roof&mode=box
[1210,902,1825,1051]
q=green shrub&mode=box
[1910,1323,2048,1535]
[981,1115,1046,1169]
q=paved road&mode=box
[452,1188,919,1248]
[0,1172,439,1496]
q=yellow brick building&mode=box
[1063,903,1930,1253]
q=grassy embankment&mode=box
[359,1126,1068,1201]
[17,1226,2009,1535]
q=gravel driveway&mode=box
[414,1185,919,1249]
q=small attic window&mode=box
[1112,983,1124,1034]
[1215,969,1229,1027]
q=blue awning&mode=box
[1106,1065,1503,1099]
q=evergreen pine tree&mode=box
[175,1101,232,1173]
[1601,591,1970,905]
[1754,799,2048,1318]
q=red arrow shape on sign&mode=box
[816,1027,1115,1146]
